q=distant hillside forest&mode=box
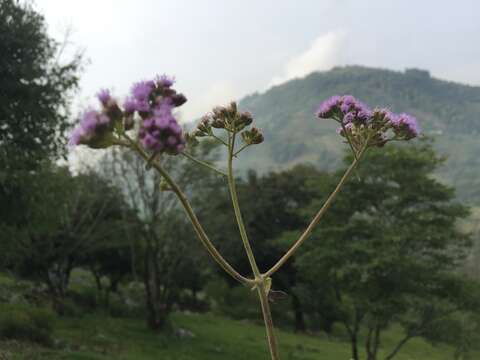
[235,66,480,204]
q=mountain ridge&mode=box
[234,66,480,204]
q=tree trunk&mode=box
[292,293,306,332]
[143,239,169,331]
[351,332,360,360]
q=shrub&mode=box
[0,303,54,345]
[69,286,99,311]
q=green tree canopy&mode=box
[293,143,477,360]
[0,0,81,163]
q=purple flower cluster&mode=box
[317,95,372,124]
[97,89,112,106]
[125,75,187,154]
[316,95,420,144]
[68,75,187,154]
[391,113,420,139]
[69,109,112,147]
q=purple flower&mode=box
[317,95,372,125]
[132,81,154,102]
[97,89,111,106]
[357,108,373,122]
[157,74,175,88]
[343,112,355,124]
[153,99,174,117]
[138,102,185,155]
[135,100,150,113]
[340,102,351,113]
[336,122,354,137]
[68,109,112,147]
[68,126,86,146]
[123,98,137,114]
[315,95,420,148]
[391,113,420,139]
[316,95,341,118]
[341,95,356,106]
[373,108,395,123]
[127,75,187,117]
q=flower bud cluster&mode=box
[241,127,264,145]
[316,95,420,148]
[191,101,262,146]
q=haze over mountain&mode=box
[234,66,480,204]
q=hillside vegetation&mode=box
[0,311,471,360]
[236,66,480,204]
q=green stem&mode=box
[181,151,227,177]
[233,143,250,157]
[211,133,229,147]
[341,123,359,160]
[264,143,368,278]
[227,132,260,276]
[257,282,281,360]
[123,135,252,286]
[226,132,280,360]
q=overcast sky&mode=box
[35,0,480,123]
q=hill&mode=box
[235,66,480,204]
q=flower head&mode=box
[391,113,420,139]
[317,95,371,125]
[316,95,341,118]
[138,97,186,154]
[97,89,111,106]
[123,98,137,114]
[157,74,175,88]
[317,95,420,149]
[132,81,154,103]
[68,74,187,153]
[68,109,113,148]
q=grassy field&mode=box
[0,311,472,360]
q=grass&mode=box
[0,311,474,360]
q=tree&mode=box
[2,165,134,313]
[0,0,82,253]
[294,143,476,360]
[0,0,81,163]
[100,141,221,330]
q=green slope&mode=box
[236,66,480,204]
[0,312,472,360]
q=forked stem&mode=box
[227,132,280,360]
[123,134,252,286]
[181,151,227,177]
[265,143,369,278]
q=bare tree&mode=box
[100,141,221,330]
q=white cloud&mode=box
[180,81,238,123]
[269,30,346,88]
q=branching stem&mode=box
[181,151,227,177]
[226,131,280,360]
[123,134,252,286]
[265,142,368,278]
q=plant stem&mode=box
[264,143,368,278]
[181,151,227,177]
[341,123,359,160]
[226,132,260,275]
[226,132,280,360]
[123,134,252,286]
[257,282,281,360]
[233,143,250,157]
[211,133,229,147]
